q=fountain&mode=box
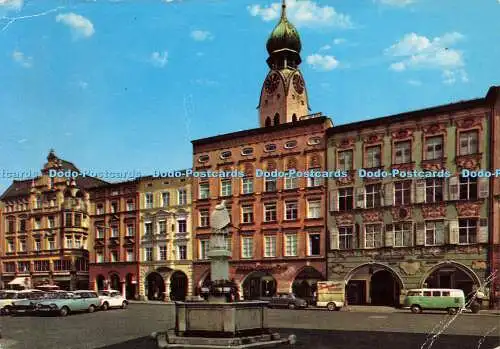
[152,201,296,348]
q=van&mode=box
[403,288,465,315]
[315,281,345,311]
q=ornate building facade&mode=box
[191,2,332,302]
[137,176,193,301]
[0,151,106,290]
[88,180,140,299]
[327,88,499,307]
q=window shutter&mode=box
[415,180,426,204]
[410,180,416,204]
[448,176,459,201]
[384,182,394,206]
[435,221,445,245]
[443,178,449,201]
[478,178,490,199]
[448,220,459,244]
[478,218,488,243]
[379,186,385,207]
[415,222,425,246]
[385,224,394,247]
[356,187,365,209]
[330,226,339,250]
[329,190,339,212]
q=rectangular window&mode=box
[145,222,153,235]
[199,209,210,227]
[459,130,478,155]
[48,238,56,250]
[19,239,26,252]
[366,146,381,168]
[8,219,15,233]
[145,193,153,209]
[126,224,135,237]
[339,227,353,250]
[34,238,41,251]
[158,221,166,234]
[338,150,353,170]
[178,189,187,205]
[110,251,118,262]
[162,192,170,207]
[159,246,167,260]
[264,202,277,222]
[200,240,209,259]
[225,236,232,252]
[307,200,321,218]
[425,179,443,203]
[425,221,445,246]
[264,235,276,258]
[394,141,411,164]
[18,261,30,273]
[308,234,320,256]
[284,201,298,220]
[7,240,14,252]
[241,177,254,194]
[111,202,118,213]
[96,204,104,215]
[96,227,104,239]
[220,179,232,197]
[178,245,187,260]
[365,184,381,208]
[20,219,26,232]
[48,217,54,229]
[199,183,210,199]
[284,234,298,256]
[394,223,413,247]
[241,237,253,259]
[459,219,477,244]
[4,262,16,273]
[307,168,323,187]
[34,217,41,230]
[365,224,383,248]
[96,252,104,263]
[265,177,277,192]
[395,181,411,206]
[126,200,135,211]
[74,238,81,249]
[284,174,298,190]
[178,219,187,233]
[65,236,73,249]
[111,226,119,238]
[126,249,134,262]
[459,177,477,200]
[36,196,42,209]
[34,260,49,272]
[425,136,443,160]
[145,247,153,261]
[65,213,72,226]
[339,188,353,211]
[241,205,254,223]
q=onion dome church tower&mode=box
[258,0,311,127]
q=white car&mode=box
[98,290,128,310]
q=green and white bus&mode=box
[403,288,466,315]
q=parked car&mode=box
[36,290,100,316]
[268,293,308,310]
[11,291,51,315]
[0,290,44,315]
[403,288,466,315]
[98,290,128,310]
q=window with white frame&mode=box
[96,252,104,263]
[264,202,277,222]
[307,168,322,187]
[110,250,118,262]
[394,223,413,247]
[459,219,477,244]
[34,217,41,229]
[264,235,276,257]
[19,239,26,252]
[126,249,134,262]
[96,204,104,215]
[178,188,187,205]
[307,200,321,218]
[459,130,478,155]
[96,226,104,239]
[241,205,254,223]
[308,233,320,256]
[220,179,232,197]
[394,141,411,164]
[48,238,56,250]
[111,226,119,238]
[48,217,55,229]
[338,150,353,170]
[264,177,277,192]
[241,237,253,259]
[425,221,445,245]
[339,188,353,211]
[365,224,383,248]
[65,236,73,249]
[178,219,187,233]
[199,183,210,199]
[199,240,209,259]
[199,209,210,227]
[126,200,135,211]
[162,192,170,207]
[159,246,167,260]
[126,224,135,237]
[284,234,298,256]
[158,221,166,234]
[339,227,353,250]
[425,179,443,203]
[74,237,81,248]
[145,247,153,261]
[145,193,153,209]
[425,136,443,160]
[177,245,187,260]
[145,222,153,235]
[395,181,411,206]
[7,239,14,252]
[459,176,477,200]
[224,236,232,252]
[284,172,298,189]
[365,184,381,208]
[366,146,381,168]
[284,201,298,220]
[241,177,254,194]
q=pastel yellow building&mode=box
[137,174,193,301]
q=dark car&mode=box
[268,293,308,310]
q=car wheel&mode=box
[102,302,109,311]
[327,303,337,311]
[410,305,422,314]
[447,307,458,315]
[88,305,96,313]
[3,306,12,316]
[121,301,128,309]
[59,306,69,317]
[288,303,296,310]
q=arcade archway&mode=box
[125,273,136,300]
[292,266,324,304]
[242,271,277,300]
[145,272,165,301]
[109,273,120,291]
[422,262,481,301]
[170,271,188,301]
[96,274,105,291]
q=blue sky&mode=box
[0,0,499,191]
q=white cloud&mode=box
[385,32,467,84]
[319,44,331,51]
[56,13,95,38]
[190,30,213,41]
[150,51,168,67]
[248,0,353,28]
[375,0,415,7]
[306,54,339,71]
[333,38,346,45]
[12,50,32,68]
[17,138,27,144]
[407,79,422,86]
[0,0,23,11]
[442,69,468,85]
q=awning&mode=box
[8,277,30,287]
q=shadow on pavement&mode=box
[96,329,500,349]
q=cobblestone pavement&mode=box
[0,304,498,349]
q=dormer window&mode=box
[284,140,297,149]
[198,155,209,163]
[241,147,254,156]
[307,137,321,145]
[264,144,277,152]
[220,151,231,160]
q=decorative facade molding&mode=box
[362,210,383,222]
[421,123,447,135]
[399,261,422,276]
[391,128,414,140]
[421,204,446,219]
[391,206,412,221]
[455,154,482,171]
[362,133,384,145]
[456,201,482,217]
[334,213,354,226]
[421,159,446,171]
[336,137,356,149]
[455,117,483,130]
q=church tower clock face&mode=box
[292,74,305,95]
[264,74,280,94]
